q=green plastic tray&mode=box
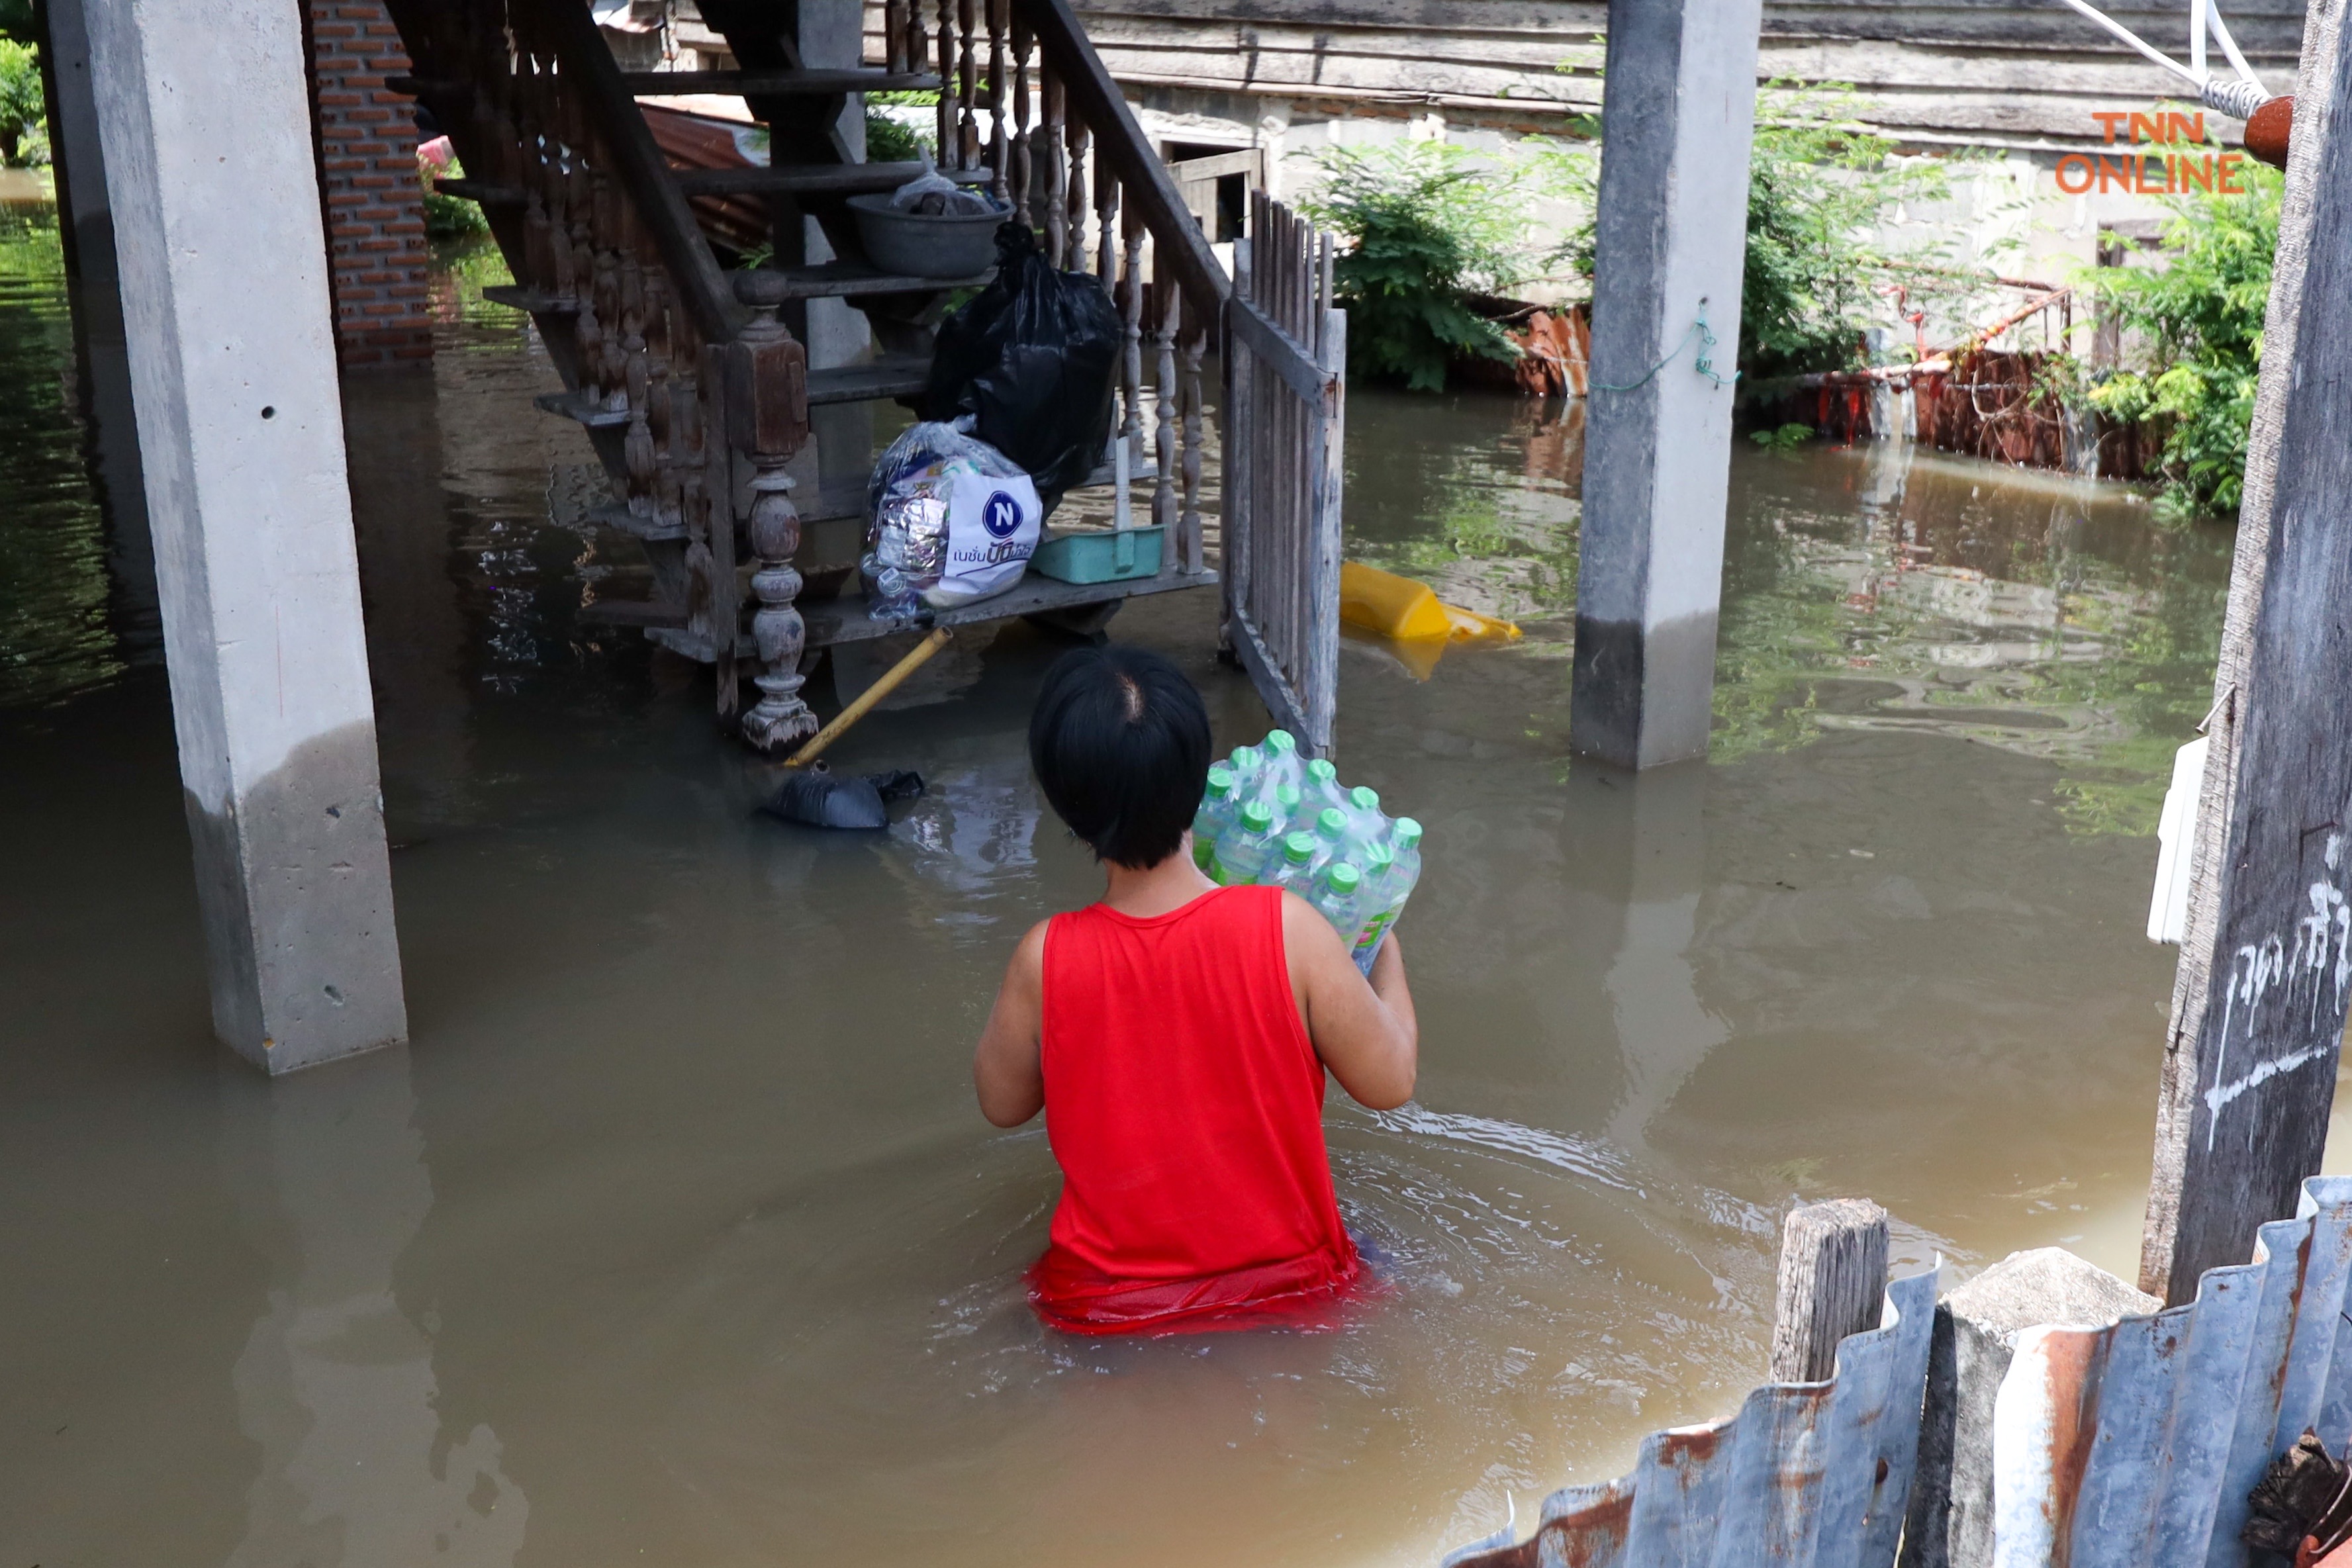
[1029,524,1166,585]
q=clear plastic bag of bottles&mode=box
[1193,729,1422,974]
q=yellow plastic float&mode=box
[1339,562,1521,679]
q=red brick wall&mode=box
[305,0,433,369]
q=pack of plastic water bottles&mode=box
[1190,729,1423,975]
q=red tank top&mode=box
[1032,884,1360,1333]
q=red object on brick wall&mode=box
[305,0,432,368]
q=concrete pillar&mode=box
[1569,0,1762,769]
[38,0,115,287]
[88,0,407,1072]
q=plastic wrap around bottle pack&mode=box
[861,421,1043,624]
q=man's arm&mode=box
[1282,895,1418,1109]
[973,919,1049,1127]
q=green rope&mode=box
[1589,302,1740,392]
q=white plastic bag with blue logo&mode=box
[861,420,1043,623]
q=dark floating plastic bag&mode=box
[759,766,925,831]
[922,222,1123,516]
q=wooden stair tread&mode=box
[435,175,524,207]
[482,283,577,316]
[534,389,631,429]
[622,68,941,97]
[762,260,994,300]
[669,161,992,198]
[802,562,1214,649]
[809,357,931,406]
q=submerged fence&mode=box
[1443,1269,1938,1568]
[1445,1177,2352,1567]
[1991,1176,2352,1566]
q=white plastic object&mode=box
[2148,735,2210,944]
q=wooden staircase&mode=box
[381,0,1257,754]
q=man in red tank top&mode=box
[972,647,1419,1334]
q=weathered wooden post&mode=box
[84,0,407,1072]
[2141,0,2352,1305]
[730,270,819,754]
[1771,1198,1889,1383]
[1569,0,1762,768]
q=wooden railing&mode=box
[393,0,1326,753]
[1223,195,1344,757]
[388,0,814,747]
[901,0,1230,571]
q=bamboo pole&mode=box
[783,629,954,768]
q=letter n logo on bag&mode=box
[982,490,1023,540]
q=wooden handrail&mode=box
[540,0,745,345]
[1015,0,1231,320]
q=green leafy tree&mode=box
[2076,158,2279,515]
[1548,80,1975,384]
[1299,141,1529,392]
[0,39,42,167]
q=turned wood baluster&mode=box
[1120,199,1145,460]
[1010,18,1033,219]
[643,268,672,446]
[620,219,656,516]
[1095,165,1117,283]
[906,2,928,99]
[986,0,1010,203]
[1065,117,1090,271]
[1180,308,1205,573]
[956,0,980,171]
[883,0,908,72]
[520,92,554,289]
[1041,73,1067,265]
[565,107,602,391]
[728,272,816,752]
[1154,258,1178,531]
[934,0,955,170]
[590,177,626,406]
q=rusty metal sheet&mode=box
[1991,1175,2352,1566]
[1442,1266,1938,1568]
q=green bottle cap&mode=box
[1326,862,1362,895]
[1364,841,1395,873]
[1230,745,1261,774]
[1350,786,1380,813]
[1393,817,1423,851]
[1316,806,1348,841]
[1265,729,1296,755]
[1239,800,1274,833]
[1282,831,1317,864]
[1205,766,1234,799]
[1274,784,1301,815]
[1305,759,1337,788]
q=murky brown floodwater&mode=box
[3,220,2333,1567]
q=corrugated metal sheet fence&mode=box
[1442,1268,1939,1568]
[1445,1177,2352,1566]
[1992,1175,2352,1566]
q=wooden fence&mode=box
[1443,1177,2352,1567]
[1222,193,1345,757]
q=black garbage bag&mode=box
[759,766,925,831]
[921,222,1122,516]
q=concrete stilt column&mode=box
[1569,0,1762,769]
[87,0,407,1072]
[36,0,114,287]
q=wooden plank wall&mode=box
[927,0,2309,150]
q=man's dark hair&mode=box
[1029,644,1211,869]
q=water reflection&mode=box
[0,200,154,708]
[1343,389,2232,834]
[218,1054,527,1567]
